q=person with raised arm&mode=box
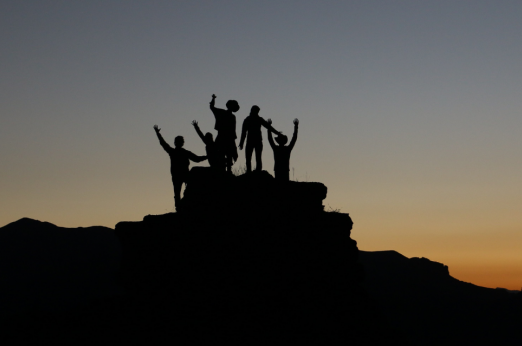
[267,119,299,182]
[238,105,281,173]
[153,125,207,210]
[191,120,225,171]
[209,94,239,173]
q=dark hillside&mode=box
[359,250,522,345]
[2,169,400,345]
[0,218,121,315]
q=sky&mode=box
[1,1,521,290]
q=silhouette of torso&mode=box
[272,146,293,172]
[163,147,200,177]
[211,107,237,140]
[268,129,297,176]
[241,115,270,144]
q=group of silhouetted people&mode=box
[154,94,299,209]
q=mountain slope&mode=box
[359,250,522,345]
[0,218,122,315]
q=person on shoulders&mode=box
[238,105,280,173]
[267,119,299,182]
[153,125,207,210]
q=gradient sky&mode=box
[1,1,521,289]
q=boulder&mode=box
[179,167,327,214]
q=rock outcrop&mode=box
[110,169,395,344]
[179,167,328,214]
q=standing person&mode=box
[267,119,299,181]
[191,120,225,171]
[153,125,207,210]
[238,105,280,173]
[209,94,239,173]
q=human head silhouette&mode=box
[204,132,214,144]
[275,134,288,146]
[250,105,260,116]
[226,100,240,113]
[174,136,184,148]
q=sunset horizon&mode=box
[1,1,521,292]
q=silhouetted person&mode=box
[209,94,239,172]
[267,119,299,181]
[154,125,207,209]
[191,120,225,171]
[238,105,280,173]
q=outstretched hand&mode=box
[191,120,198,127]
[153,125,161,133]
[267,119,282,134]
[293,118,299,127]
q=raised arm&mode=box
[209,94,217,112]
[238,118,248,150]
[261,117,280,135]
[154,125,171,152]
[288,119,299,151]
[191,120,206,143]
[266,118,276,149]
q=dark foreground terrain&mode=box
[0,169,520,345]
[359,250,522,345]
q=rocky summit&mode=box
[178,167,328,214]
[110,169,397,345]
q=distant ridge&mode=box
[359,250,522,345]
[0,217,121,315]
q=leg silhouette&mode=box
[254,142,263,171]
[245,142,254,173]
[172,178,183,209]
